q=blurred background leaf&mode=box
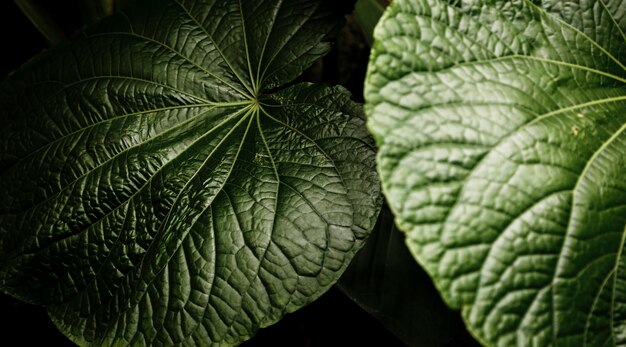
[353,0,385,46]
[339,208,480,347]
[14,0,66,46]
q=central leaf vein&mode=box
[238,0,258,95]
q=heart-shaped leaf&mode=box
[366,0,626,345]
[0,0,381,345]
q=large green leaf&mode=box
[365,0,626,346]
[0,0,381,345]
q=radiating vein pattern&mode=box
[365,0,626,346]
[0,0,381,345]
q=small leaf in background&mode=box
[78,0,115,25]
[14,0,66,47]
[0,0,381,345]
[353,0,385,46]
[366,0,626,345]
[339,208,480,347]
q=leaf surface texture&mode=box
[0,0,381,345]
[365,0,626,345]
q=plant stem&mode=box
[14,0,65,47]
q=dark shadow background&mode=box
[0,288,408,346]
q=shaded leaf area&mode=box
[366,0,626,346]
[0,0,381,345]
[339,208,479,347]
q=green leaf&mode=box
[0,0,381,345]
[365,0,626,346]
[339,208,479,347]
[354,0,385,46]
[14,0,66,47]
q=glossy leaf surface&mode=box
[0,0,381,345]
